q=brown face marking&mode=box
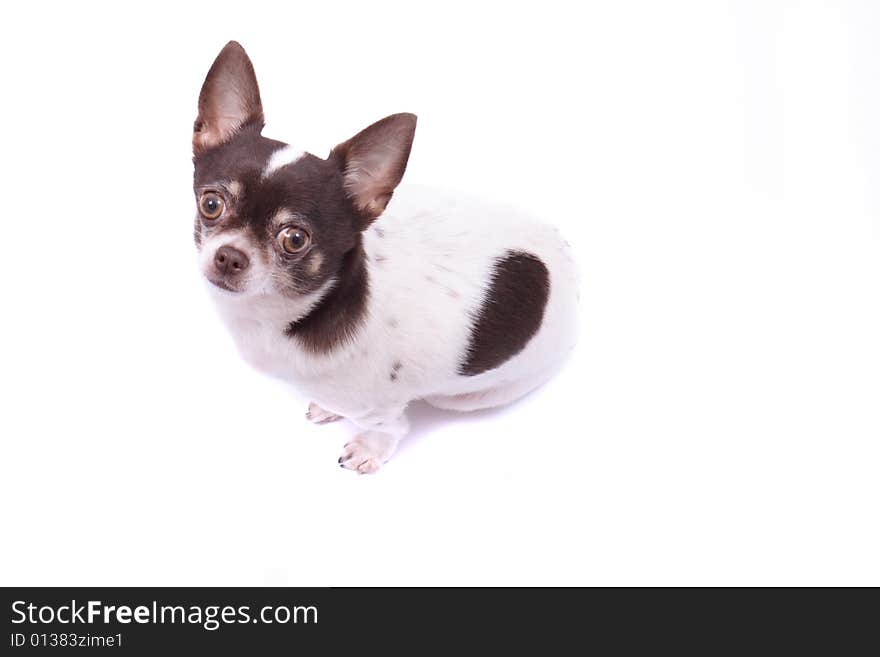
[270,207,295,225]
[459,250,550,376]
[307,252,324,276]
[226,180,243,199]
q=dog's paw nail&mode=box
[337,433,394,473]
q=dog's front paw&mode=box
[338,432,398,474]
[306,402,342,425]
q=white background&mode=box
[1,1,878,586]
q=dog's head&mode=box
[192,41,416,298]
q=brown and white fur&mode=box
[192,42,578,473]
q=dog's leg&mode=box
[305,402,343,424]
[338,405,409,474]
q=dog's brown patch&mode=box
[459,251,549,376]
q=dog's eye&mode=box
[278,226,311,255]
[199,193,224,220]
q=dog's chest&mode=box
[218,305,383,415]
[227,314,294,378]
[210,292,321,381]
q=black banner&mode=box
[1,588,874,653]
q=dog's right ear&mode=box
[193,41,264,155]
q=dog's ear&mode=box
[331,113,417,223]
[193,41,264,155]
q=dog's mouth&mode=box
[207,277,242,293]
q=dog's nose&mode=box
[214,245,250,276]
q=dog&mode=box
[192,42,579,472]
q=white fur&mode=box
[263,145,305,178]
[204,185,579,472]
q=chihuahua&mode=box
[193,42,578,472]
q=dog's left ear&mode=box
[193,41,264,155]
[331,113,417,223]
